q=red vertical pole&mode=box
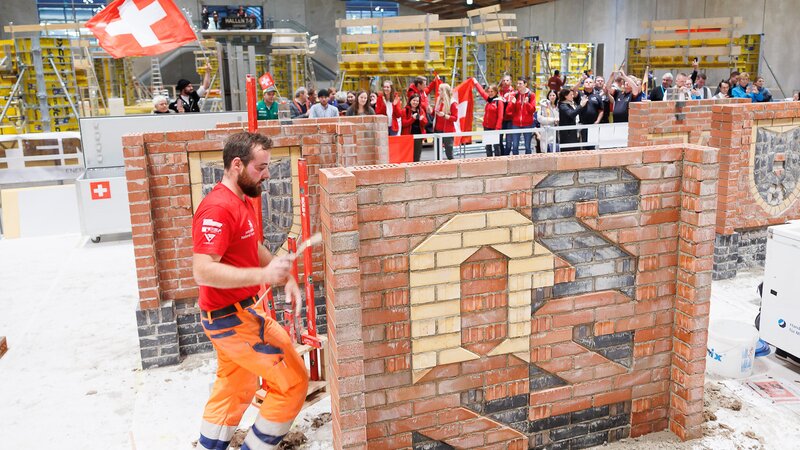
[246,74,258,133]
[287,236,300,341]
[298,158,319,381]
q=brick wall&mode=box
[710,101,800,278]
[320,145,718,449]
[122,116,386,368]
[628,98,748,147]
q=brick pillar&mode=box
[124,135,180,368]
[670,145,719,440]
[320,167,368,449]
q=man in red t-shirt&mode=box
[547,70,564,93]
[192,132,308,450]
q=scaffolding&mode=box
[626,17,760,79]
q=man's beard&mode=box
[238,169,263,198]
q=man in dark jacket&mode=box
[170,64,212,113]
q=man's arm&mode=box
[197,64,212,98]
[193,252,290,289]
[258,244,273,267]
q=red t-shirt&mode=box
[192,183,260,311]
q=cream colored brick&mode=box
[436,283,461,301]
[436,316,461,334]
[532,271,555,288]
[793,118,800,125]
[436,247,479,268]
[513,351,531,363]
[414,332,460,353]
[508,274,532,291]
[511,225,534,242]
[410,253,435,271]
[188,154,202,186]
[508,305,531,324]
[463,228,510,247]
[410,299,460,321]
[410,267,460,287]
[508,255,553,274]
[438,347,480,365]
[772,118,794,127]
[486,209,531,227]
[412,351,437,370]
[493,242,534,258]
[441,212,486,232]
[414,233,462,253]
[410,286,436,305]
[508,320,532,338]
[411,319,437,337]
[487,337,529,356]
[508,290,531,307]
[534,242,552,255]
[413,368,433,384]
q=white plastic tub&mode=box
[706,319,759,378]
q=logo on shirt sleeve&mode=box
[201,218,223,243]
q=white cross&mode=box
[105,0,167,48]
[93,184,108,198]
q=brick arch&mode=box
[409,209,556,384]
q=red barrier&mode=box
[246,74,257,133]
[298,158,320,381]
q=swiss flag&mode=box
[453,78,475,146]
[85,0,196,58]
[90,181,111,200]
[258,73,275,91]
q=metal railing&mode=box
[407,122,629,160]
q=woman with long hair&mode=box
[557,88,587,149]
[401,93,428,162]
[536,90,559,152]
[473,79,505,157]
[375,80,403,135]
[433,83,458,160]
[346,91,375,116]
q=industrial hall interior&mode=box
[4,0,800,449]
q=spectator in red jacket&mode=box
[433,83,458,160]
[375,80,403,135]
[407,75,441,117]
[401,94,428,162]
[507,77,536,155]
[473,79,505,157]
[498,74,515,154]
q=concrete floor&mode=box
[1,234,799,449]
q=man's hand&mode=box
[176,99,185,113]
[580,96,589,107]
[284,277,303,323]
[262,255,292,285]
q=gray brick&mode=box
[554,186,597,203]
[620,169,636,181]
[554,221,586,234]
[561,249,595,264]
[141,354,180,369]
[571,405,609,423]
[593,331,633,348]
[551,422,590,441]
[529,413,570,433]
[139,336,159,348]
[595,246,628,260]
[575,261,617,278]
[569,431,609,449]
[538,172,576,187]
[533,204,576,220]
[160,301,175,322]
[178,334,198,346]
[488,407,527,425]
[137,325,156,338]
[157,333,178,346]
[599,182,639,199]
[139,347,158,360]
[157,323,177,335]
[574,234,609,248]
[578,169,618,184]
[540,237,574,251]
[595,274,635,290]
[553,279,593,297]
[159,344,179,356]
[135,309,149,326]
[598,197,638,215]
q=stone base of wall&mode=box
[136,301,180,369]
[713,228,769,280]
[137,283,327,367]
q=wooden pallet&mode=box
[0,336,7,359]
[252,334,328,409]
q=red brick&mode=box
[352,167,406,185]
[406,163,459,181]
[382,183,433,202]
[555,152,600,170]
[460,158,508,176]
[485,175,532,193]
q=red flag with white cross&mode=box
[85,0,196,58]
[258,73,275,91]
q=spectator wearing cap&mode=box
[257,85,279,120]
[308,89,339,118]
[648,72,673,101]
[169,64,212,113]
[289,87,309,119]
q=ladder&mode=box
[81,47,106,116]
[150,57,167,97]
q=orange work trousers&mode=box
[197,303,309,450]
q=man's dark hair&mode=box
[554,70,560,76]
[318,88,330,98]
[517,77,527,84]
[698,73,707,80]
[222,132,272,169]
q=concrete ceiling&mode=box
[395,0,556,20]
